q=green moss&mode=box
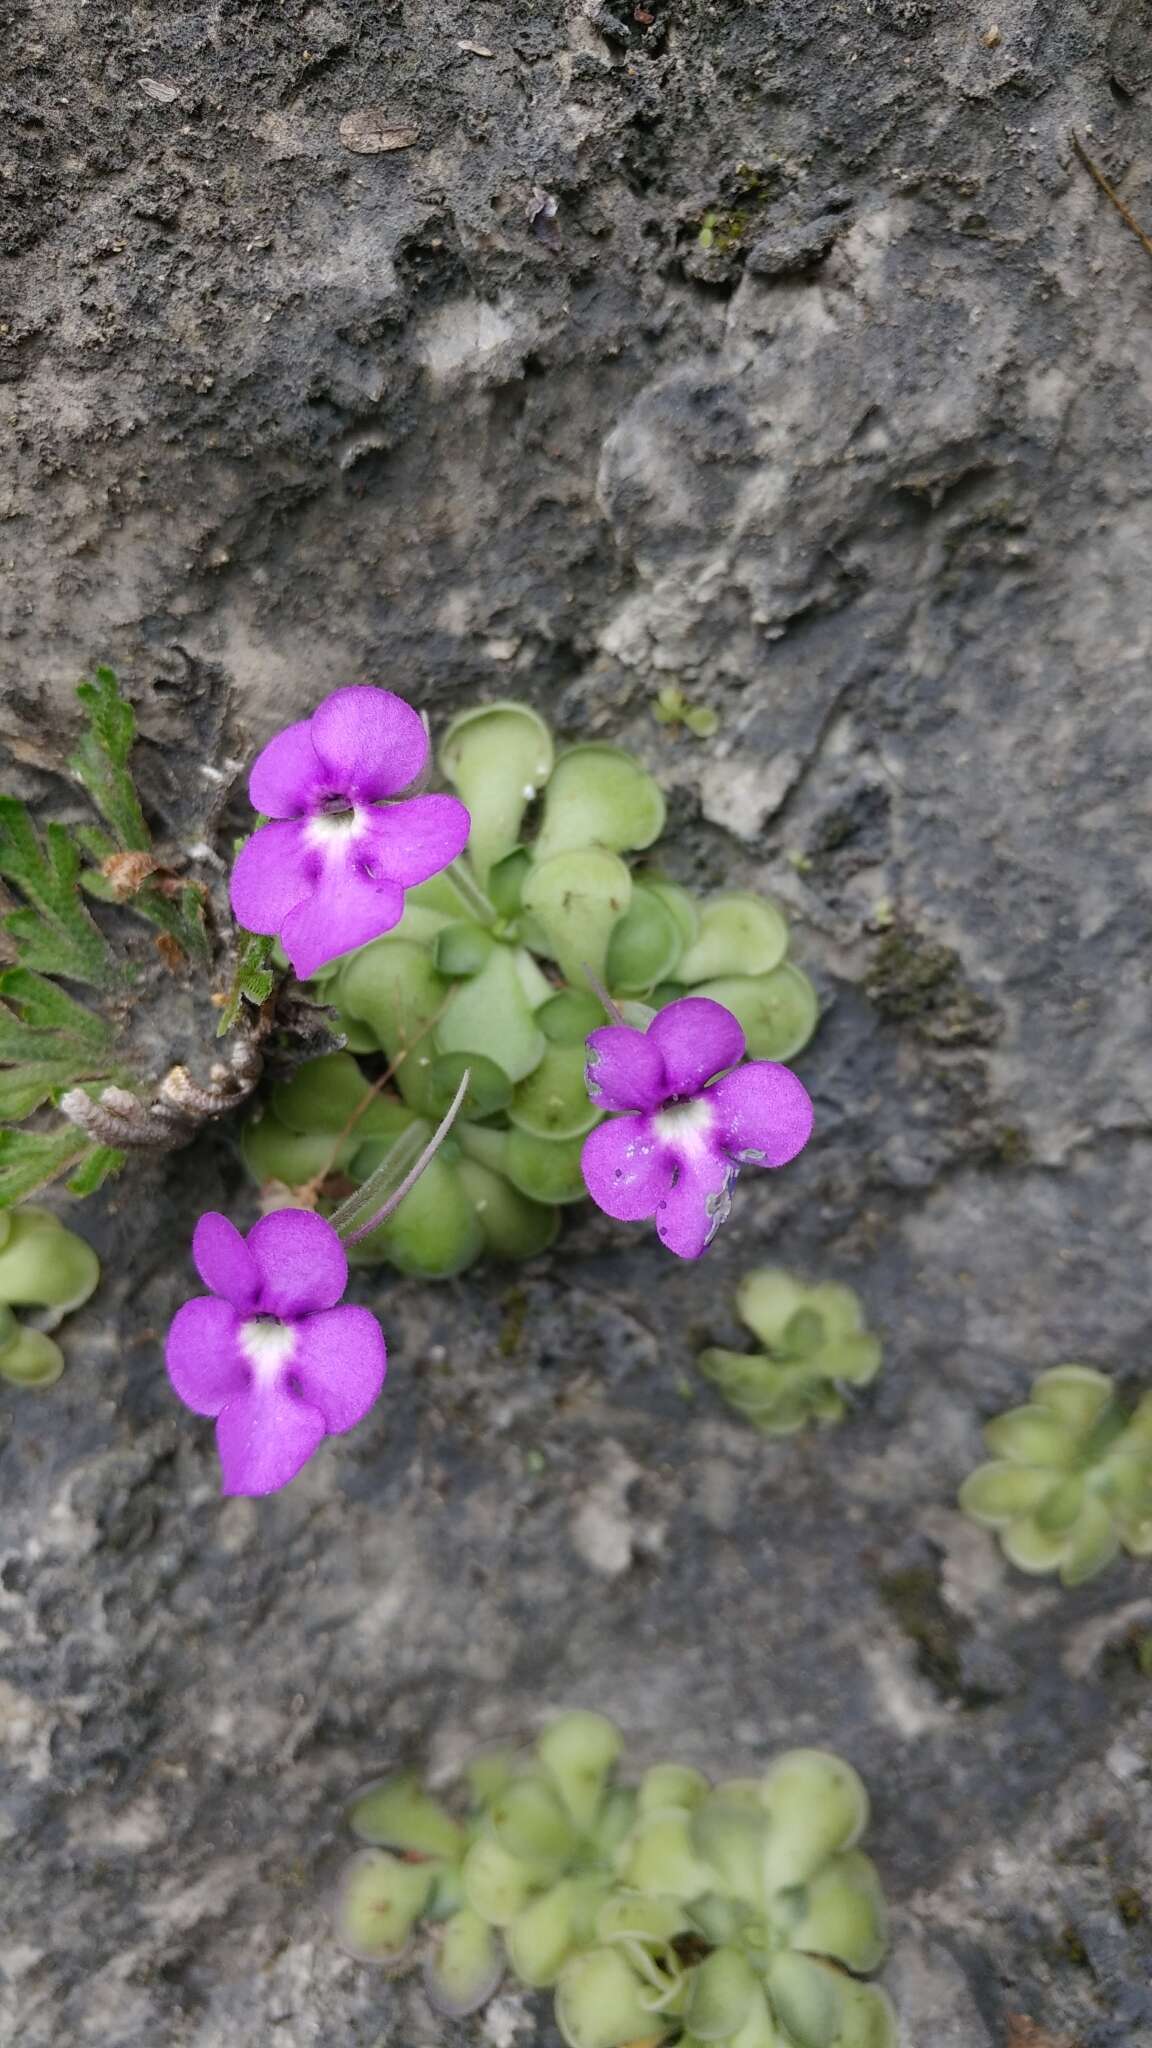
[500,1287,528,1358]
[1058,1925,1089,1967]
[878,1565,966,1696]
[865,921,999,1046]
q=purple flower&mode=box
[580,996,814,1259]
[165,1210,387,1496]
[230,686,470,980]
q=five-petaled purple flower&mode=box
[230,686,470,980]
[165,1210,386,1496]
[580,996,813,1259]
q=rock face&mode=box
[3,2,1152,2044]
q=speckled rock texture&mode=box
[3,2,1152,2044]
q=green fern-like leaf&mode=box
[71,666,150,852]
[65,1144,125,1196]
[0,1127,94,1204]
[0,967,112,1048]
[0,801,116,987]
[218,927,275,1035]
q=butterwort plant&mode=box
[230,686,470,980]
[580,996,813,1258]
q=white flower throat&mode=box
[652,1097,714,1153]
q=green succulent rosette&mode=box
[243,708,821,1275]
[0,1205,100,1389]
[699,1270,882,1435]
[333,1722,894,2048]
[959,1365,1152,1585]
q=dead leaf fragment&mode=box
[138,78,180,103]
[338,110,419,155]
[1005,2019,1076,2048]
[102,851,162,899]
[458,38,495,56]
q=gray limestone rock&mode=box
[2,1,1152,2044]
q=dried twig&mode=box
[1071,132,1152,265]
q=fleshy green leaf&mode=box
[332,1847,434,1962]
[461,1835,537,1927]
[536,1711,623,1832]
[765,1951,843,2048]
[677,894,790,985]
[0,1321,65,1387]
[958,1462,1054,1527]
[455,1157,558,1261]
[486,1773,579,1877]
[760,1751,868,1892]
[538,990,611,1046]
[509,1042,602,1141]
[1060,1493,1122,1586]
[1031,1364,1116,1430]
[349,1152,484,1277]
[555,1946,673,2048]
[350,1774,467,1859]
[534,744,666,864]
[606,885,682,996]
[440,703,555,882]
[786,1847,889,1972]
[502,1127,588,1205]
[982,1404,1079,1470]
[521,848,633,993]
[0,1209,99,1311]
[435,944,547,1085]
[686,1947,760,2042]
[508,1877,612,1988]
[424,1906,504,2016]
[637,1764,711,1815]
[618,1808,714,1900]
[434,922,499,978]
[273,1053,369,1134]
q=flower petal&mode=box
[280,863,406,979]
[166,1297,248,1416]
[647,997,745,1096]
[229,819,315,936]
[248,720,326,818]
[584,1024,667,1113]
[247,1209,348,1318]
[362,794,471,885]
[311,687,429,801]
[581,1114,674,1221]
[291,1304,387,1433]
[655,1148,737,1260]
[215,1382,327,1496]
[192,1213,260,1311]
[708,1061,814,1168]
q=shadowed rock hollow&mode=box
[2,2,1152,2043]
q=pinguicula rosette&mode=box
[959,1365,1152,1585]
[698,1269,882,1434]
[230,686,470,979]
[580,996,813,1258]
[237,702,821,1282]
[165,1209,386,1495]
[331,1713,896,2048]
